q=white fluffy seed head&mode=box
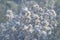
[45,26,51,30]
[11,27,17,31]
[42,31,47,36]
[23,7,28,11]
[7,9,13,13]
[23,25,29,30]
[28,24,34,33]
[33,3,39,8]
[6,9,14,19]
